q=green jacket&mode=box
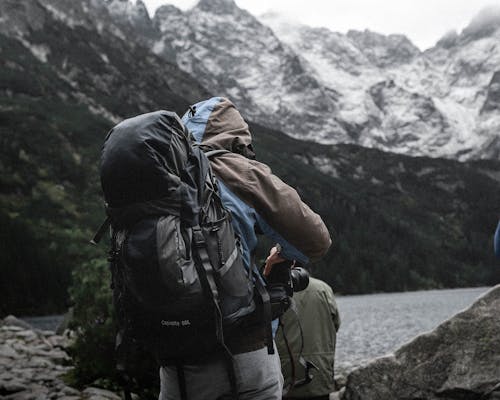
[276,277,341,398]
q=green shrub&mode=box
[67,256,159,398]
[67,258,117,386]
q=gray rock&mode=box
[61,386,81,396]
[82,387,121,400]
[14,330,39,342]
[3,384,49,400]
[11,342,37,356]
[27,356,54,368]
[0,344,20,359]
[0,379,27,394]
[1,325,24,333]
[32,342,53,352]
[0,372,14,381]
[334,374,347,389]
[3,316,33,330]
[46,349,71,363]
[330,388,345,400]
[33,372,58,383]
[10,367,37,378]
[342,285,500,400]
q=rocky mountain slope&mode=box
[106,0,500,160]
[261,7,500,160]
[150,0,345,142]
[0,0,499,316]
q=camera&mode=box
[266,260,310,318]
[290,266,310,292]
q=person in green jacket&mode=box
[275,277,341,400]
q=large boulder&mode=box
[342,285,500,400]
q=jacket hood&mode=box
[182,97,255,159]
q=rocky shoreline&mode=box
[0,316,121,400]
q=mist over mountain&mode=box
[462,5,500,42]
[0,0,499,316]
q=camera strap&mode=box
[280,301,319,396]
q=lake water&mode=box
[22,286,491,374]
[334,286,491,374]
[22,315,65,332]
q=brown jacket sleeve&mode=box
[211,154,332,262]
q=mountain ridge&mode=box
[144,2,499,160]
[261,8,500,160]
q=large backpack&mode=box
[93,110,273,395]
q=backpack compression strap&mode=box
[192,226,239,400]
[192,227,225,342]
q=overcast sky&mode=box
[141,0,499,50]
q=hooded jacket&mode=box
[182,97,331,270]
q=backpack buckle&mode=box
[192,227,205,248]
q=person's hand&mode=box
[263,245,286,277]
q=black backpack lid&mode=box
[100,110,210,227]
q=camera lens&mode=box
[290,267,309,292]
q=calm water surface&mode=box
[334,286,491,373]
[22,315,65,332]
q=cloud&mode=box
[141,0,500,50]
[463,4,500,38]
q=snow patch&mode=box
[100,53,110,64]
[311,156,339,178]
[43,4,81,28]
[73,92,121,124]
[20,39,50,63]
[152,40,165,55]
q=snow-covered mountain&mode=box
[4,0,498,160]
[72,0,500,160]
[150,0,347,143]
[260,9,500,160]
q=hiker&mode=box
[97,97,331,400]
[495,220,500,258]
[157,97,332,400]
[276,275,340,400]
